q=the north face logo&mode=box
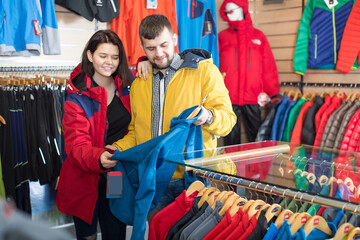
[252,39,261,45]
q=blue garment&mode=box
[271,96,290,140]
[278,100,296,141]
[176,0,219,67]
[109,106,204,240]
[262,222,279,240]
[275,220,304,240]
[0,0,60,56]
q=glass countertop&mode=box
[166,141,360,204]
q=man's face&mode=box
[141,27,177,70]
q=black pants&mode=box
[224,104,262,146]
[73,174,126,240]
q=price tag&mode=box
[33,19,42,36]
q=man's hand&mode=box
[136,60,151,80]
[100,151,117,169]
[105,144,117,151]
[193,106,212,126]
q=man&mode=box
[113,14,236,213]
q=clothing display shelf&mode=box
[166,141,360,214]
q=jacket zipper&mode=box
[248,48,251,69]
[332,8,337,64]
[235,48,237,70]
[315,34,318,59]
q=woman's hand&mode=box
[100,151,117,169]
[136,60,151,80]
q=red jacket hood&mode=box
[67,63,123,95]
[220,0,253,28]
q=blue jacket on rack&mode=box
[109,106,204,240]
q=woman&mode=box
[56,30,132,240]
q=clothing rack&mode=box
[281,81,360,88]
[193,169,360,215]
[0,66,75,72]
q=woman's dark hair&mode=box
[81,30,131,88]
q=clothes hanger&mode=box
[330,90,339,97]
[318,175,329,187]
[346,92,354,102]
[303,91,312,100]
[186,180,205,196]
[186,94,208,119]
[198,187,219,208]
[337,91,345,99]
[344,177,355,192]
[303,215,333,237]
[207,191,221,210]
[262,186,282,222]
[320,91,328,98]
[310,92,318,101]
[294,90,303,101]
[327,176,337,185]
[351,93,359,102]
[218,194,240,216]
[347,227,360,240]
[306,173,316,185]
[334,203,354,240]
[0,115,6,127]
[289,193,312,235]
[229,196,247,217]
[274,188,293,227]
[256,203,270,219]
[287,90,295,99]
[197,187,208,197]
[247,183,266,219]
[242,181,256,212]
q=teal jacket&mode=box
[109,106,204,240]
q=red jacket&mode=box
[218,0,279,106]
[56,65,131,224]
[336,0,360,74]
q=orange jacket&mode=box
[111,0,179,66]
[336,0,360,73]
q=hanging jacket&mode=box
[218,0,279,106]
[278,99,296,141]
[113,49,236,180]
[314,95,332,131]
[256,97,282,141]
[293,0,357,75]
[333,100,360,149]
[321,100,352,148]
[301,95,324,145]
[0,0,60,56]
[336,0,360,73]
[313,94,343,147]
[282,98,308,142]
[109,106,205,240]
[56,65,132,224]
[290,100,314,144]
[110,0,178,66]
[271,96,290,140]
[176,0,220,66]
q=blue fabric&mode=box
[271,96,290,140]
[262,222,279,240]
[109,106,204,240]
[307,1,353,69]
[176,0,219,67]
[278,100,296,141]
[274,220,304,240]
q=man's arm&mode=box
[112,84,137,151]
[200,61,236,136]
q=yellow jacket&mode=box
[113,49,236,177]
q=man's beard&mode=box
[151,54,173,70]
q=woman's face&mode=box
[87,43,119,79]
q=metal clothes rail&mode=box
[193,169,360,215]
[0,66,75,72]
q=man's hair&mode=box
[139,14,173,43]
